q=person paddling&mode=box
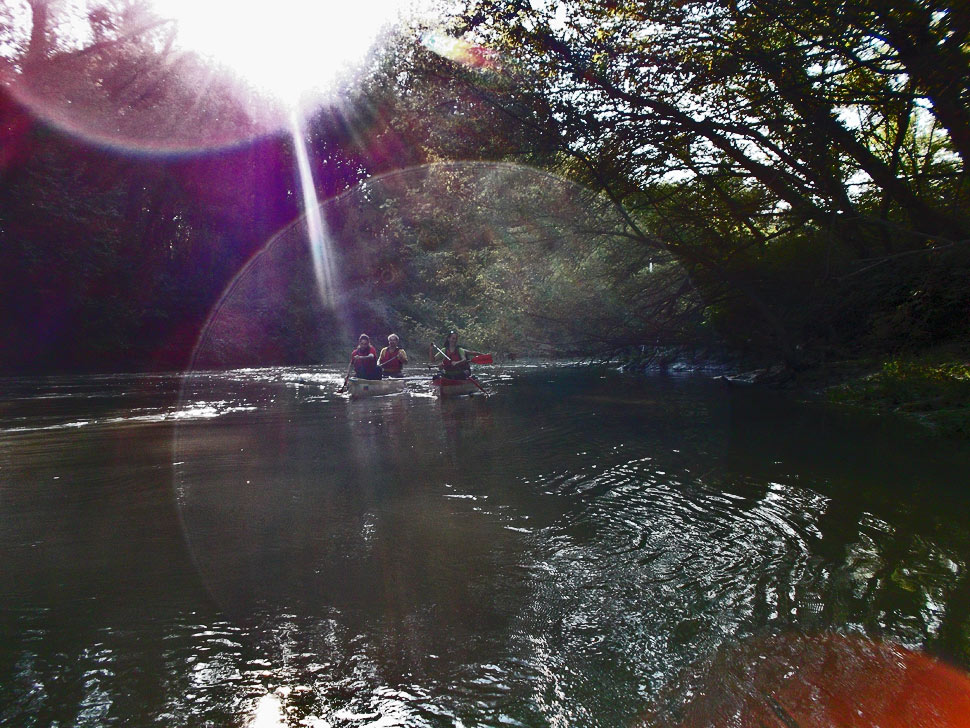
[377,334,408,378]
[429,330,484,380]
[349,333,381,381]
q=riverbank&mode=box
[625,343,970,439]
[790,345,970,438]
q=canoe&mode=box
[347,377,406,399]
[432,376,484,397]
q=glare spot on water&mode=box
[247,693,285,728]
[334,708,379,721]
[304,717,333,728]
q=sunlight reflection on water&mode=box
[4,368,970,725]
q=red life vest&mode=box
[378,346,404,373]
[442,346,466,366]
[439,346,471,379]
[351,345,380,378]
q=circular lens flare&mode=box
[174,162,686,614]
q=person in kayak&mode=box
[429,330,484,380]
[377,334,408,378]
[350,333,381,380]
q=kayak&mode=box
[432,377,484,397]
[347,377,406,399]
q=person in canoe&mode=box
[377,334,408,378]
[429,330,484,380]
[349,333,381,381]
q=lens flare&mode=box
[420,31,502,72]
[676,632,970,728]
[291,114,338,309]
[1,0,407,153]
[150,0,401,106]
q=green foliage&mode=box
[318,162,689,358]
[828,357,970,436]
[5,0,970,373]
[448,0,970,366]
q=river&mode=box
[2,365,969,726]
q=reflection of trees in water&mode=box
[712,389,970,661]
[341,394,412,475]
[494,375,970,724]
[434,395,494,470]
[642,496,970,723]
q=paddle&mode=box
[467,376,489,397]
[431,344,493,366]
[431,343,490,397]
[337,360,353,393]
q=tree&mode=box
[443,0,970,365]
[0,1,381,372]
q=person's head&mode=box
[357,334,370,349]
[445,330,459,348]
[388,334,400,347]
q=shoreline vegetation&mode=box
[822,353,970,438]
[617,344,970,438]
[3,2,968,437]
[3,350,968,438]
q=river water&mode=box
[2,365,969,726]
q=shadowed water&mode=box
[2,365,970,726]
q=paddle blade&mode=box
[471,354,493,364]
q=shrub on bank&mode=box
[827,358,970,437]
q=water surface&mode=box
[2,365,970,726]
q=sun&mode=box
[149,0,405,106]
[3,0,431,149]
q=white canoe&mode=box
[347,377,406,399]
[432,377,484,397]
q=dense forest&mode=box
[2,0,968,374]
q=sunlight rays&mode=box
[2,0,420,151]
[291,114,338,309]
[150,0,401,106]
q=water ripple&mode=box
[4,367,970,727]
